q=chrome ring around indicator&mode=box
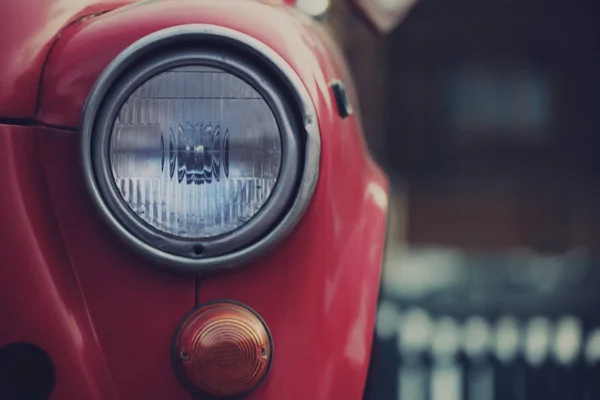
[81,25,320,274]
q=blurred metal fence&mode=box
[368,312,600,400]
[368,246,600,400]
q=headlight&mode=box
[110,65,282,238]
[81,25,320,273]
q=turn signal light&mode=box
[172,301,273,397]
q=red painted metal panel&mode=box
[0,125,117,399]
[35,128,195,399]
[0,0,137,118]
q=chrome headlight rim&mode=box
[81,25,320,273]
[92,50,301,260]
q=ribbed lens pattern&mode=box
[174,303,272,397]
[109,66,282,238]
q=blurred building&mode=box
[385,0,600,252]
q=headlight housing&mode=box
[81,25,320,273]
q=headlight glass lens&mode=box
[109,66,282,238]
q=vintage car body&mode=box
[0,0,388,399]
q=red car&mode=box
[0,0,389,399]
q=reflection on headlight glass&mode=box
[109,66,282,238]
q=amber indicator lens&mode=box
[173,302,273,398]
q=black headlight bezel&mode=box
[81,25,320,274]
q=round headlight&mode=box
[110,65,282,238]
[81,26,320,273]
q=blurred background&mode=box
[311,0,600,398]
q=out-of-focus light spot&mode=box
[432,317,461,359]
[585,329,600,365]
[375,301,399,339]
[377,0,416,12]
[463,316,491,358]
[525,317,552,366]
[398,308,433,353]
[494,316,520,363]
[296,0,330,17]
[553,316,582,365]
